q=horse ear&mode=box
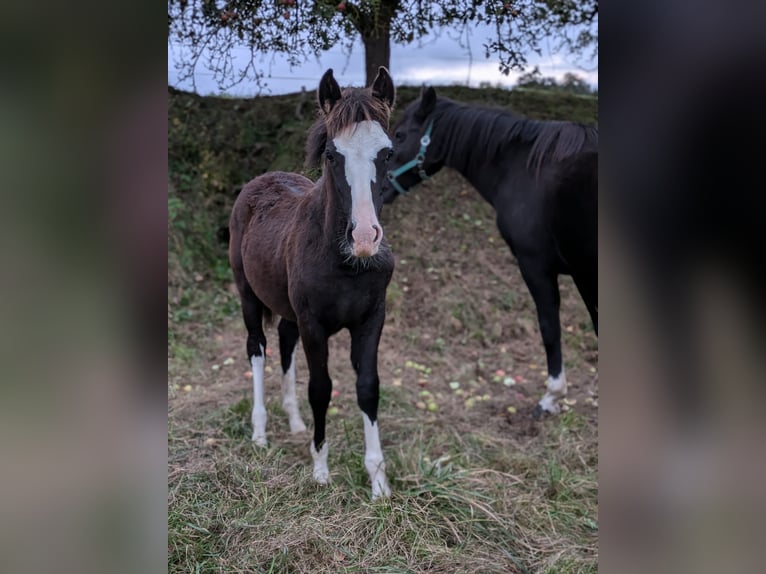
[305,119,327,168]
[417,86,436,120]
[318,68,342,114]
[371,66,395,108]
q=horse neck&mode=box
[312,174,348,249]
[438,102,527,204]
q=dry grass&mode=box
[169,361,597,573]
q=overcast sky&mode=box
[168,22,598,96]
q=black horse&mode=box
[383,87,597,417]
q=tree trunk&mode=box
[363,26,391,86]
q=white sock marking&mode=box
[250,347,267,446]
[362,413,391,500]
[281,349,306,433]
[538,370,568,414]
[310,441,330,485]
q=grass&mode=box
[168,384,597,573]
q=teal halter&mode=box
[386,118,435,195]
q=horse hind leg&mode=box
[519,265,567,418]
[277,318,307,433]
[240,287,269,445]
[229,214,272,445]
[572,270,598,335]
[230,260,270,445]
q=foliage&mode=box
[515,66,596,95]
[168,0,598,91]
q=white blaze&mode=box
[251,347,267,446]
[362,413,391,500]
[333,120,391,256]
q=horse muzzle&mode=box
[351,223,382,258]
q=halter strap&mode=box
[386,118,435,195]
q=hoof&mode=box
[313,468,330,485]
[532,403,560,420]
[252,433,268,447]
[371,481,391,501]
[536,395,561,416]
[289,419,307,434]
[310,442,329,484]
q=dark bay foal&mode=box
[228,68,397,499]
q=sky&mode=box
[167,22,598,97]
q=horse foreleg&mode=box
[350,310,391,500]
[520,265,566,418]
[300,322,332,485]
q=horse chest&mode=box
[290,269,389,329]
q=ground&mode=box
[168,86,598,573]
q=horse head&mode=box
[382,85,441,204]
[308,68,396,259]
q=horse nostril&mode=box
[346,222,355,245]
[372,225,381,243]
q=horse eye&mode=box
[325,150,335,163]
[394,131,405,143]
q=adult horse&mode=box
[229,68,396,499]
[383,86,597,417]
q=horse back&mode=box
[230,171,313,238]
[229,172,315,321]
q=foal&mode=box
[228,68,396,499]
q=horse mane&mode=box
[305,87,392,168]
[527,122,599,178]
[435,98,598,178]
